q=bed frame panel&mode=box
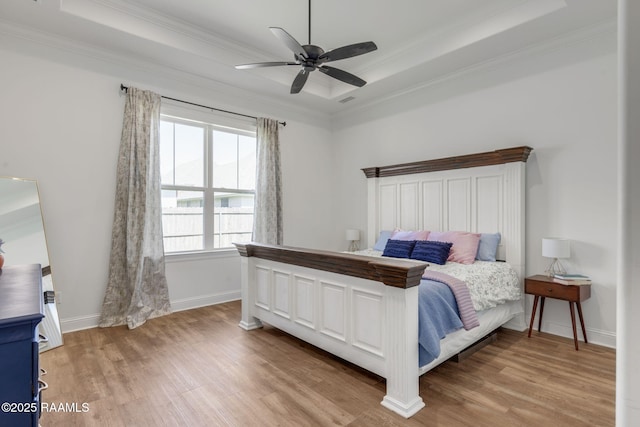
[235,244,427,416]
[236,146,532,418]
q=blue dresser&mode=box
[0,264,45,427]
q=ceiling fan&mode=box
[235,0,377,94]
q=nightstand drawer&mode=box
[525,280,580,300]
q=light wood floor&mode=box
[40,301,615,426]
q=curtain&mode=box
[253,117,283,245]
[99,87,171,329]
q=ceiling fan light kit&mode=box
[235,0,377,94]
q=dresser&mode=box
[0,264,45,426]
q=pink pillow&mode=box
[391,229,430,241]
[428,231,481,264]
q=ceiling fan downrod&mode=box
[308,0,311,45]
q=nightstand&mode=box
[525,274,591,350]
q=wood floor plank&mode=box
[40,301,615,426]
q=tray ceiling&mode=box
[0,0,616,115]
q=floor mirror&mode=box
[0,177,63,352]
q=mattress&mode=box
[419,299,523,373]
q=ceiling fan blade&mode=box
[269,27,308,59]
[291,69,310,94]
[235,62,299,70]
[318,41,377,62]
[318,66,366,87]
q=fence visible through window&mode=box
[159,116,256,253]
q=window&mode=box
[159,115,256,253]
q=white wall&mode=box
[0,46,334,331]
[280,121,335,250]
[330,31,618,347]
[0,49,122,330]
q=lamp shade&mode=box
[345,229,360,241]
[542,238,570,259]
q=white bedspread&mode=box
[353,249,521,311]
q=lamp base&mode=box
[545,258,567,277]
[348,241,360,252]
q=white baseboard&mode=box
[170,291,240,313]
[537,320,616,349]
[60,313,101,333]
[62,294,615,350]
[59,291,241,334]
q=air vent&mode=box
[339,96,355,104]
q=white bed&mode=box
[353,247,524,372]
[235,146,532,418]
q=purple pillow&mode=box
[391,229,430,241]
[410,240,453,265]
[382,239,416,258]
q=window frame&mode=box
[159,110,257,255]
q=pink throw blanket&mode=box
[422,270,480,330]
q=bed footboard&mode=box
[235,243,428,418]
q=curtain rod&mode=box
[120,84,286,127]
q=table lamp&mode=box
[542,237,570,277]
[346,229,360,252]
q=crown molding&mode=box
[0,9,616,127]
[354,0,550,78]
[61,0,337,98]
[61,0,268,61]
[332,18,616,128]
[0,18,330,128]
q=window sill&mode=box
[164,248,239,263]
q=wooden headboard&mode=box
[362,146,532,314]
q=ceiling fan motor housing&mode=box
[301,45,325,71]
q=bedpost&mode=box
[381,285,425,418]
[235,243,263,330]
[502,161,527,331]
[367,176,379,248]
